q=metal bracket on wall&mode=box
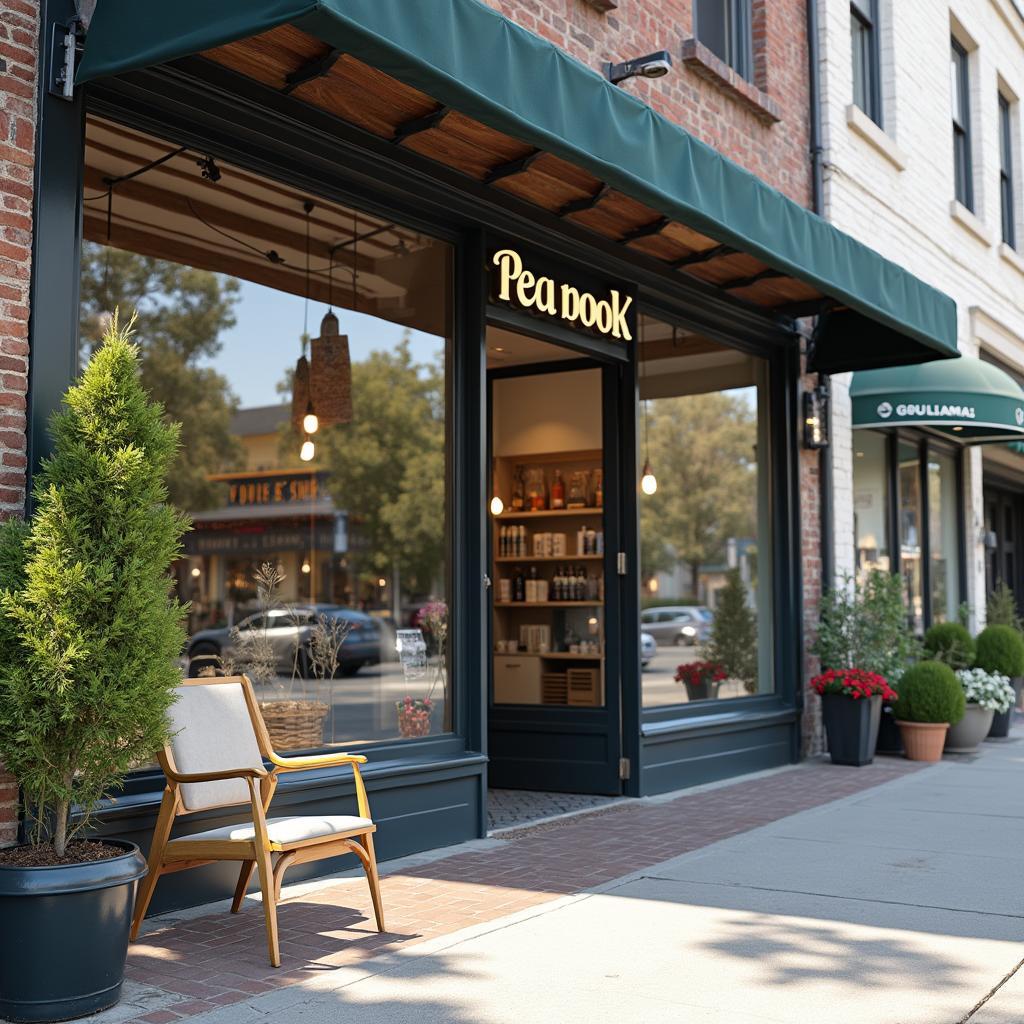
[617,552,627,575]
[48,18,80,101]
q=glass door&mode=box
[485,323,624,795]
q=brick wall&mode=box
[481,0,812,204]
[0,0,37,846]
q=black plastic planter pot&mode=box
[987,708,1013,739]
[875,704,904,755]
[822,693,882,766]
[0,840,147,1023]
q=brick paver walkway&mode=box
[119,757,921,1023]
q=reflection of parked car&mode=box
[187,605,382,678]
[640,606,712,646]
[641,632,657,668]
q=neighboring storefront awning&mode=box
[76,0,957,373]
[850,357,1024,443]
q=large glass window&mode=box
[898,441,924,634]
[928,449,961,623]
[638,315,772,707]
[696,0,753,81]
[951,39,974,211]
[80,115,452,750]
[853,431,890,581]
[851,0,882,126]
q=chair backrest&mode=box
[166,677,266,811]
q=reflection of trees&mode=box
[640,392,757,595]
[79,243,243,511]
[321,336,445,604]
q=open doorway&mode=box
[485,325,626,811]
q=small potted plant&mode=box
[396,695,434,737]
[923,621,975,671]
[946,668,1015,753]
[0,316,188,1022]
[809,668,897,766]
[974,625,1024,738]
[891,661,965,761]
[675,660,727,702]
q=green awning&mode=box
[851,357,1024,443]
[77,0,958,371]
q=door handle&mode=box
[483,574,492,589]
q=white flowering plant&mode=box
[955,668,1016,713]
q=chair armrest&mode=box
[164,765,269,784]
[267,751,368,772]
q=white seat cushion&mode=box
[169,815,374,847]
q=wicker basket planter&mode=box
[257,700,328,751]
[895,720,948,762]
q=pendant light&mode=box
[640,319,657,495]
[293,200,317,461]
[489,495,505,516]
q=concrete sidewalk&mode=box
[163,741,1024,1024]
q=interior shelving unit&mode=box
[491,449,605,707]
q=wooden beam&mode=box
[282,47,342,95]
[671,243,736,268]
[720,267,787,290]
[392,106,449,144]
[558,184,610,217]
[484,149,541,184]
[620,216,670,244]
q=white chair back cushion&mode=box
[167,682,265,811]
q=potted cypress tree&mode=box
[0,315,188,1023]
[707,569,758,694]
[975,625,1024,738]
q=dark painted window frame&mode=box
[695,0,755,82]
[999,91,1017,249]
[951,37,974,212]
[850,0,883,127]
[30,43,803,812]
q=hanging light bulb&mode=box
[301,559,311,574]
[490,495,505,516]
[641,457,658,495]
[300,437,315,462]
[302,400,319,435]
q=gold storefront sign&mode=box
[491,248,634,342]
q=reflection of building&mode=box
[180,405,346,630]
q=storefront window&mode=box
[638,315,772,707]
[79,116,452,749]
[853,431,890,580]
[928,449,961,623]
[898,441,924,634]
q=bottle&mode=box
[513,566,525,602]
[577,527,586,556]
[511,466,525,511]
[594,469,603,508]
[553,566,563,602]
[519,525,527,558]
[499,525,507,557]
[527,565,539,603]
[551,470,565,510]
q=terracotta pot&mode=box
[895,720,949,762]
[945,703,995,753]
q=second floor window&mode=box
[696,0,753,81]
[1000,93,1016,248]
[951,39,973,211]
[850,0,882,125]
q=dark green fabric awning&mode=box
[851,357,1024,443]
[77,0,958,370]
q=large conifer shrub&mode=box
[0,314,188,856]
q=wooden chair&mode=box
[130,675,385,967]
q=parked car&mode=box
[187,604,382,678]
[641,631,657,668]
[640,606,712,646]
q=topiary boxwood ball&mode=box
[923,622,975,671]
[975,625,1024,678]
[891,660,965,725]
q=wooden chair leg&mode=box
[131,787,177,941]
[254,845,281,968]
[359,833,386,933]
[231,861,256,913]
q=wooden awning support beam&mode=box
[484,149,541,184]
[671,243,736,268]
[392,106,450,144]
[620,216,670,243]
[282,47,342,94]
[721,268,787,290]
[558,184,610,217]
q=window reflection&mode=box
[898,442,924,634]
[853,431,890,580]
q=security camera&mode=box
[603,51,673,85]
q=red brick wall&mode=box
[480,0,812,204]
[0,0,37,846]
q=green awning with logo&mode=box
[851,357,1024,443]
[76,0,959,370]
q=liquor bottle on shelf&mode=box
[511,465,525,511]
[551,470,565,510]
[518,525,527,557]
[498,525,507,557]
[526,565,539,603]
[553,566,564,602]
[512,566,525,603]
[594,469,603,508]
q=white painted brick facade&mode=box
[818,0,1024,626]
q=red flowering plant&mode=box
[809,668,897,702]
[675,661,728,689]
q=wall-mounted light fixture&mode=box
[603,50,673,86]
[802,382,831,450]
